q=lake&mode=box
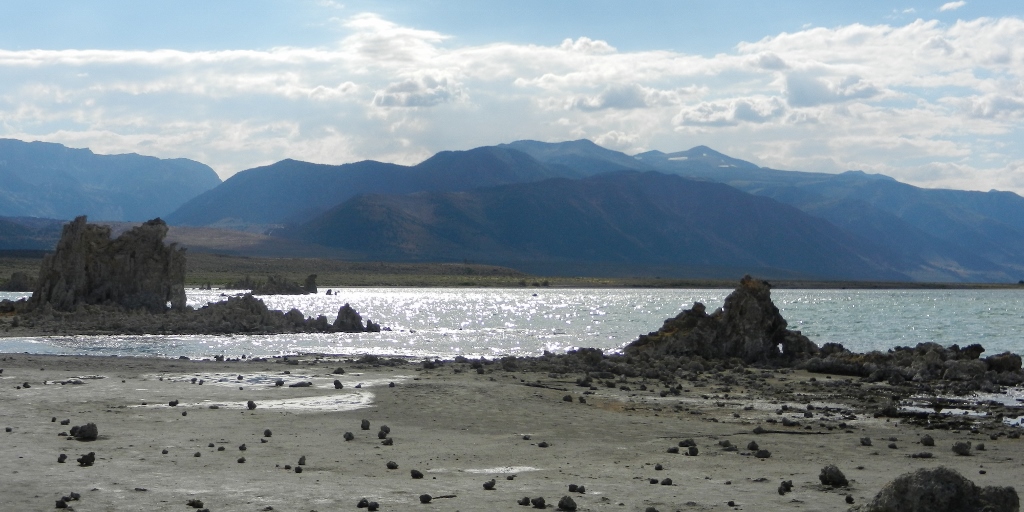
[2,287,1023,359]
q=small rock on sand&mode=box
[953,441,972,456]
[818,464,848,487]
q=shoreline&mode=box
[1,352,1021,511]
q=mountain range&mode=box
[4,137,1024,282]
[0,138,221,221]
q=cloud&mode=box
[372,74,464,107]
[785,73,882,107]
[967,94,1024,119]
[559,37,616,54]
[0,13,1022,195]
[675,97,786,126]
[569,84,687,111]
[940,1,966,12]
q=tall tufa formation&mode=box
[30,216,186,313]
[626,275,819,363]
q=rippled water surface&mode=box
[2,287,1023,359]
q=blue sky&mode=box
[1,1,1022,193]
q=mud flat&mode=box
[1,353,1021,511]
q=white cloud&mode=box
[675,96,787,126]
[0,13,1022,195]
[785,73,882,107]
[372,74,464,107]
[940,1,966,12]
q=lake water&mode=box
[2,287,1023,360]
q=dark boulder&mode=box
[819,465,848,487]
[855,466,1018,512]
[73,423,98,441]
[986,352,1022,373]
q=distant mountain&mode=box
[293,171,910,281]
[166,146,575,228]
[500,139,651,175]
[0,138,221,221]
[521,141,1024,282]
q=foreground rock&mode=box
[30,216,186,313]
[626,275,818,363]
[801,341,1024,390]
[852,466,1018,512]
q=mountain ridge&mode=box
[292,171,911,281]
[6,136,1024,282]
[0,138,221,221]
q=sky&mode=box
[0,1,1022,194]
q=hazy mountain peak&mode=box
[0,137,221,221]
[839,169,896,182]
[499,139,651,174]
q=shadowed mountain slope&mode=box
[294,171,911,281]
[166,146,574,228]
[0,138,220,221]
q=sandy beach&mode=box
[1,353,1021,511]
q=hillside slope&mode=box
[295,171,911,281]
[0,138,220,221]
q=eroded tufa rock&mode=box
[626,275,818,363]
[30,216,186,313]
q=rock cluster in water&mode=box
[1,217,382,335]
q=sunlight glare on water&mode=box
[2,287,1023,359]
